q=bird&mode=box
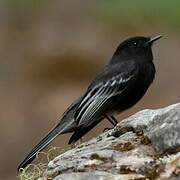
[18,35,162,171]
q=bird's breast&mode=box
[112,63,155,113]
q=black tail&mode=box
[17,95,84,172]
[17,123,67,171]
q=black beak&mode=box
[144,35,163,46]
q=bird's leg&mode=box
[105,115,118,126]
[103,115,118,132]
[110,115,118,125]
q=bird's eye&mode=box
[132,42,138,47]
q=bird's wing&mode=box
[75,62,138,127]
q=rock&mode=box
[40,103,180,180]
[112,103,180,154]
[53,172,144,180]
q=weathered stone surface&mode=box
[40,103,180,180]
[112,103,180,154]
[53,172,144,180]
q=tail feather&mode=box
[17,95,84,171]
[17,124,65,171]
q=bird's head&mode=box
[111,35,162,63]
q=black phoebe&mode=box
[18,35,162,171]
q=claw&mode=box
[103,127,113,132]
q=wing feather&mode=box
[76,74,134,126]
[75,61,138,127]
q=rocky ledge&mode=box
[40,103,180,180]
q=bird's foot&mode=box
[110,126,135,137]
[103,127,114,132]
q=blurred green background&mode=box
[1,0,180,179]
